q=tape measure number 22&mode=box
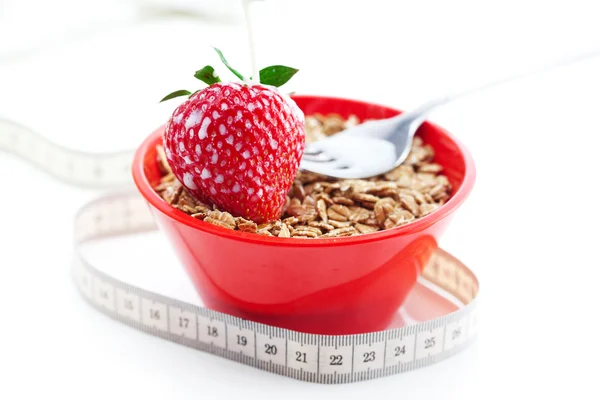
[0,118,479,384]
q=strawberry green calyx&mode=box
[160,47,298,103]
[160,90,193,102]
[213,47,245,81]
[258,65,299,88]
[194,65,222,86]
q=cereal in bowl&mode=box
[155,48,451,238]
[154,113,452,238]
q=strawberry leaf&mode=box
[160,90,192,102]
[194,65,221,86]
[259,65,299,87]
[213,47,245,81]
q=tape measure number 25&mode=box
[0,118,479,384]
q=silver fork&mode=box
[298,49,600,179]
[299,96,451,179]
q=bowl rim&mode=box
[132,94,476,247]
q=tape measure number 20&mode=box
[0,118,479,384]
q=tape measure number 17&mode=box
[1,117,479,384]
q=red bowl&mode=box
[132,95,476,335]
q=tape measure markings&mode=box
[71,194,477,383]
[2,118,479,384]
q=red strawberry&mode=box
[159,49,305,224]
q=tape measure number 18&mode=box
[1,118,479,384]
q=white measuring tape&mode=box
[0,117,479,384]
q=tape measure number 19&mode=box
[1,118,479,384]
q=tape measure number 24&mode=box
[1,117,479,385]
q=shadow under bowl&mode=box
[132,94,476,335]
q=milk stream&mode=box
[242,0,259,84]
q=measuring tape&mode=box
[0,117,479,384]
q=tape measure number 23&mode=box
[0,118,479,384]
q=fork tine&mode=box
[299,159,363,179]
[303,147,322,156]
[301,152,337,162]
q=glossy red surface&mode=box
[132,95,476,335]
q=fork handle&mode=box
[396,47,600,125]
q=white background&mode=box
[1,0,600,398]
